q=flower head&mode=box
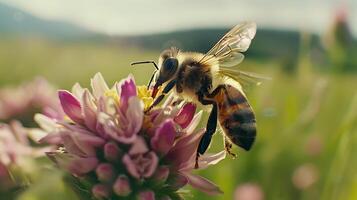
[38,73,225,199]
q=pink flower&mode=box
[38,73,225,199]
[234,183,264,200]
[0,77,64,122]
[0,121,51,188]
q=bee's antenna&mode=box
[131,60,158,70]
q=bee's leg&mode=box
[148,80,176,111]
[195,95,218,168]
[224,136,237,158]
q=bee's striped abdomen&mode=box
[213,85,256,150]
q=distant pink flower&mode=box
[38,73,225,199]
[292,163,319,190]
[0,77,64,122]
[0,121,51,188]
[234,183,264,200]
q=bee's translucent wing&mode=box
[199,22,257,66]
[219,68,271,87]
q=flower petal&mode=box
[151,119,176,155]
[91,72,109,99]
[70,131,106,156]
[143,152,159,178]
[122,154,140,179]
[174,103,196,129]
[82,90,98,131]
[184,173,223,195]
[117,75,137,111]
[181,151,226,171]
[183,110,203,135]
[129,137,148,155]
[58,90,83,123]
[34,114,57,132]
[118,97,143,143]
[54,153,98,175]
[71,83,85,100]
[69,157,98,175]
[166,128,205,170]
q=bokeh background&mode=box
[0,0,356,200]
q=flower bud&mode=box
[153,166,170,183]
[113,175,131,197]
[96,163,115,182]
[92,184,110,199]
[138,190,155,200]
[104,142,121,161]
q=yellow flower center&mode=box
[137,85,154,110]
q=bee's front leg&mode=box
[147,80,176,111]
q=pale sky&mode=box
[1,0,356,36]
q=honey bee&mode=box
[132,22,264,167]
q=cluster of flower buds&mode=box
[37,73,225,200]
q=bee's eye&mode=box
[163,58,178,72]
[156,57,178,84]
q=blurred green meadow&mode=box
[1,2,357,200]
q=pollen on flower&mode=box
[137,85,154,110]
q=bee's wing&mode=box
[219,68,271,87]
[199,22,257,66]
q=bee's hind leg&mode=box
[224,136,237,158]
[195,94,218,169]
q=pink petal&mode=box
[174,103,196,129]
[70,132,106,156]
[122,154,140,179]
[184,173,223,195]
[166,128,205,170]
[61,134,86,157]
[151,119,176,155]
[82,90,97,131]
[170,173,188,190]
[180,151,226,171]
[39,132,63,144]
[143,152,159,178]
[137,190,155,200]
[183,111,203,135]
[91,73,109,99]
[123,97,143,140]
[54,155,98,175]
[58,90,83,124]
[117,75,137,111]
[67,156,99,175]
[129,137,148,155]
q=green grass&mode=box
[0,38,356,200]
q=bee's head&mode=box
[152,47,179,97]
